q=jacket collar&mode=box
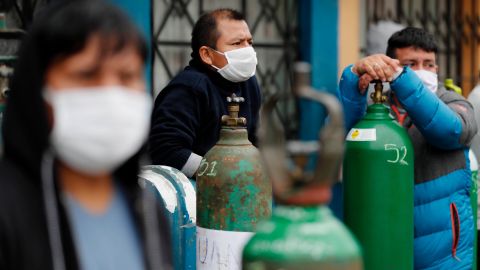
[189,58,242,96]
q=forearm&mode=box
[148,86,203,174]
[181,153,202,177]
[391,67,468,149]
[148,134,202,177]
[338,65,368,131]
[148,137,191,169]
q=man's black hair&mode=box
[191,8,245,60]
[386,27,438,58]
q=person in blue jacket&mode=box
[339,27,477,269]
[148,8,261,178]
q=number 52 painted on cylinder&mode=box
[384,144,408,165]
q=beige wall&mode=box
[338,0,361,78]
[461,0,480,96]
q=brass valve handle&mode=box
[221,93,247,127]
[370,80,387,104]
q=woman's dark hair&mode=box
[191,8,245,60]
[3,0,147,175]
[386,27,438,58]
[32,0,147,73]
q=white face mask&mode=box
[414,69,438,93]
[44,86,152,175]
[211,46,257,82]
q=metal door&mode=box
[151,0,299,138]
[365,0,480,94]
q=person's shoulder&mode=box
[155,66,214,101]
[0,159,22,186]
[0,159,36,200]
[437,86,466,102]
[168,66,212,90]
[0,161,30,218]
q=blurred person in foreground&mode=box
[339,27,477,269]
[0,1,172,270]
[148,8,261,178]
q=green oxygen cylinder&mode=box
[343,81,414,270]
[196,94,272,270]
[469,150,478,270]
[242,62,362,270]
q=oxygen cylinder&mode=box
[196,94,272,270]
[242,62,362,270]
[469,150,478,270]
[139,165,196,270]
[343,81,414,269]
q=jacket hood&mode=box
[2,29,50,179]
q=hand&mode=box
[352,54,401,82]
[358,73,374,94]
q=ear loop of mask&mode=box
[208,47,227,70]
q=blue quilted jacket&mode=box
[339,66,477,269]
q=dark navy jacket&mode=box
[148,59,261,173]
[339,66,477,269]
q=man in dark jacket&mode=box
[0,2,171,270]
[148,8,262,178]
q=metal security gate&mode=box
[2,0,49,30]
[365,0,480,94]
[1,0,49,55]
[151,0,299,138]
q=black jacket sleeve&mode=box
[148,85,203,170]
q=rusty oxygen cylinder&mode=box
[242,62,362,270]
[196,94,272,270]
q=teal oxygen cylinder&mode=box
[196,94,272,270]
[242,62,362,269]
[343,81,414,269]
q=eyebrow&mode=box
[226,35,252,43]
[401,58,435,63]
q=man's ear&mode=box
[199,46,213,65]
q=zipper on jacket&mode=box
[450,202,461,261]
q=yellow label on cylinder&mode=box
[346,128,376,141]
